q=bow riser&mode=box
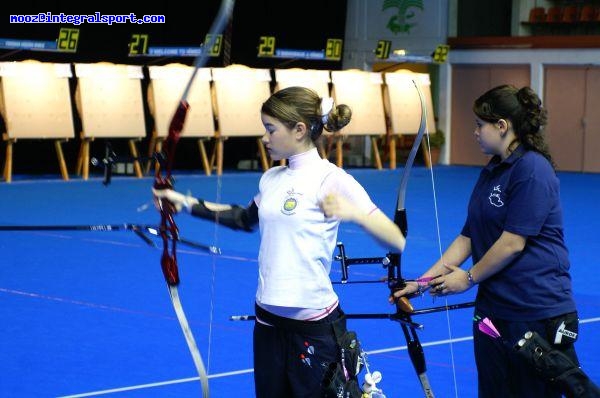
[154,100,190,286]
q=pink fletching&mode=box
[482,317,501,337]
[478,322,497,338]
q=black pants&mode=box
[474,309,580,398]
[253,304,344,398]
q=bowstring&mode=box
[422,120,459,398]
[206,167,224,374]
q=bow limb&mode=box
[168,285,210,397]
[153,1,235,396]
[389,79,434,397]
[395,80,428,217]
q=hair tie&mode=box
[320,97,334,124]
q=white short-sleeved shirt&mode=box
[253,148,376,311]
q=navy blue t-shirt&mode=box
[461,146,576,321]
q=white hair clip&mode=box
[320,97,334,124]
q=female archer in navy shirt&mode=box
[393,85,582,397]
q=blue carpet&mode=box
[1,166,598,397]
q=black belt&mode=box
[254,302,347,336]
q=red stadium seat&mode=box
[546,6,563,23]
[562,5,579,23]
[529,7,546,23]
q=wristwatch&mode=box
[466,269,475,286]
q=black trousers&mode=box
[253,304,344,398]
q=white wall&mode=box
[439,49,600,164]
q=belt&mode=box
[254,302,346,336]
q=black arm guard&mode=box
[190,200,258,232]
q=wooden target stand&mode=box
[330,69,387,169]
[73,62,146,180]
[0,60,74,182]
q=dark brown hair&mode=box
[473,84,554,168]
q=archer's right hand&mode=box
[152,188,198,213]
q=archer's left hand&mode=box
[429,264,472,296]
[321,194,358,222]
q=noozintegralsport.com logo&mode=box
[9,12,165,25]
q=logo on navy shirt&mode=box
[489,185,504,207]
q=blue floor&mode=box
[1,166,598,397]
